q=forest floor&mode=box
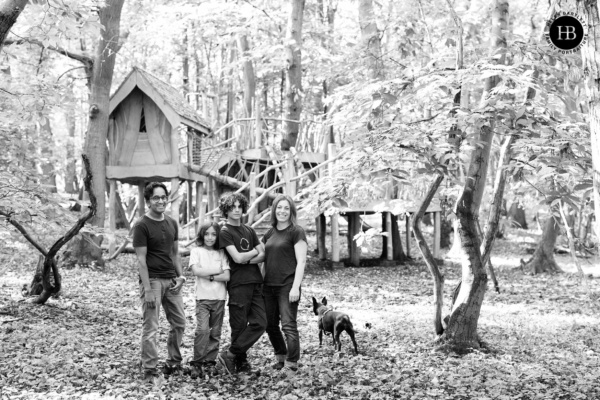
[0,226,599,400]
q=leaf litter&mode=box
[0,229,599,399]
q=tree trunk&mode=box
[237,34,256,119]
[281,0,305,151]
[358,0,383,79]
[38,114,57,193]
[0,0,27,51]
[83,0,125,227]
[380,213,406,261]
[525,215,561,274]
[576,0,600,241]
[64,108,79,194]
[441,0,508,351]
[508,200,528,229]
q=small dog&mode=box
[312,297,358,355]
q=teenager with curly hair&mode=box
[216,192,266,376]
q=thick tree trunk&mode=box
[0,0,27,51]
[380,213,406,261]
[358,0,383,79]
[281,0,305,151]
[83,0,125,227]
[577,0,600,241]
[525,215,561,274]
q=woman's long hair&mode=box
[195,221,221,249]
[270,194,297,228]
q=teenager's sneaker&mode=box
[272,361,285,371]
[280,365,298,378]
[162,363,182,376]
[218,351,236,376]
[190,364,203,379]
[235,357,252,374]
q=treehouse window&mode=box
[140,108,147,133]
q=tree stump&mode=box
[60,232,105,269]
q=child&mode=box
[217,192,266,376]
[189,222,230,379]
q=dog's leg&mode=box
[334,327,343,352]
[347,328,358,355]
[319,329,323,347]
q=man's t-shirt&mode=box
[219,224,262,288]
[262,225,307,286]
[132,215,179,279]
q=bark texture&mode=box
[281,0,305,150]
[380,214,406,262]
[358,0,383,79]
[0,0,28,52]
[237,34,256,118]
[576,0,600,241]
[84,0,125,227]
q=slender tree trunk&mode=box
[576,0,600,241]
[84,0,125,227]
[380,213,406,261]
[281,0,305,151]
[64,108,79,194]
[358,0,383,79]
[441,0,508,350]
[525,214,561,274]
[237,34,256,119]
[0,0,28,51]
[38,115,57,193]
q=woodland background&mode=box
[1,0,600,399]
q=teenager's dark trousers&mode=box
[227,283,267,357]
[263,284,300,363]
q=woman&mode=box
[262,194,308,377]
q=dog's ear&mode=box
[312,297,319,315]
[322,297,327,305]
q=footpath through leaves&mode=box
[1,230,600,400]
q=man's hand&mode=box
[170,277,186,292]
[289,286,300,303]
[144,290,156,308]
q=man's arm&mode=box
[248,242,265,264]
[135,246,155,308]
[170,240,186,291]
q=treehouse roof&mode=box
[109,67,210,135]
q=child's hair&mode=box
[270,194,298,227]
[196,222,221,248]
[219,192,249,218]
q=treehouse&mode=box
[106,67,211,245]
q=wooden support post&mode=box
[316,213,327,260]
[386,212,393,261]
[186,180,193,239]
[248,171,257,224]
[433,211,441,259]
[138,183,145,218]
[108,180,117,256]
[255,98,262,148]
[284,157,297,197]
[348,212,361,267]
[405,215,411,259]
[171,178,181,223]
[171,127,180,167]
[211,178,220,222]
[195,181,204,231]
[207,178,214,215]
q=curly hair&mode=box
[195,222,221,249]
[219,192,249,218]
[144,182,169,201]
[270,194,297,227]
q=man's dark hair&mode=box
[144,182,169,201]
[219,192,249,218]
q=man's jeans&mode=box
[139,278,186,374]
[227,283,267,358]
[192,299,225,364]
[263,284,300,363]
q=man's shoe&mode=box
[217,351,236,376]
[190,364,203,379]
[142,371,163,385]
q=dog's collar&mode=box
[318,306,334,324]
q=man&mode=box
[217,192,266,375]
[133,182,186,383]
